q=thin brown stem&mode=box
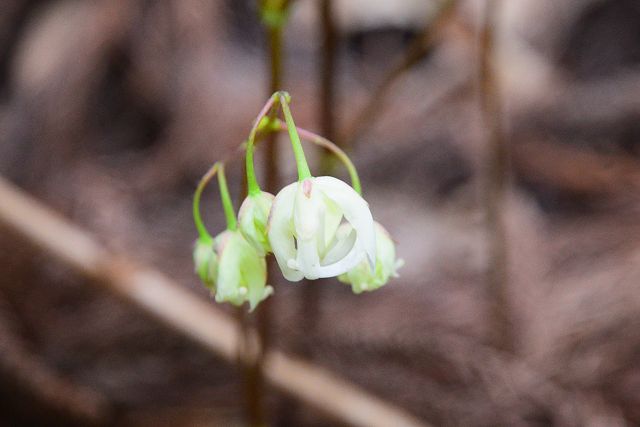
[340,0,457,148]
[236,306,263,427]
[261,14,283,360]
[319,0,337,157]
[237,9,286,427]
[479,0,512,352]
[239,17,286,427]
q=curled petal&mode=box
[314,176,376,270]
[319,195,342,259]
[321,224,357,266]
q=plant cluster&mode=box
[192,92,403,310]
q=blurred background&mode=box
[1,0,640,425]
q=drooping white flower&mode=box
[238,191,275,256]
[268,176,376,281]
[339,222,404,293]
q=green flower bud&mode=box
[238,191,274,256]
[213,230,272,311]
[338,222,404,294]
[193,238,218,290]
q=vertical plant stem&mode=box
[239,16,287,427]
[237,104,258,427]
[236,306,263,427]
[262,9,284,369]
[318,0,337,170]
[261,16,283,365]
[479,0,512,352]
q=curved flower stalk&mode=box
[237,94,279,256]
[267,92,376,281]
[192,162,272,311]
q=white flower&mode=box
[267,176,376,281]
[339,222,404,293]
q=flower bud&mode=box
[193,238,218,290]
[213,230,272,311]
[194,231,272,311]
[339,222,403,293]
[238,191,274,256]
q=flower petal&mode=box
[215,231,243,303]
[238,241,269,310]
[321,224,356,266]
[320,195,342,258]
[313,237,366,278]
[267,182,304,282]
[314,176,376,270]
[293,179,325,279]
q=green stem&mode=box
[217,162,237,231]
[277,92,312,180]
[273,119,362,194]
[245,140,260,196]
[246,95,280,196]
[193,163,219,242]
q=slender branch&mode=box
[479,0,512,352]
[340,0,457,147]
[259,21,284,356]
[242,12,289,426]
[319,0,336,141]
[318,0,338,171]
